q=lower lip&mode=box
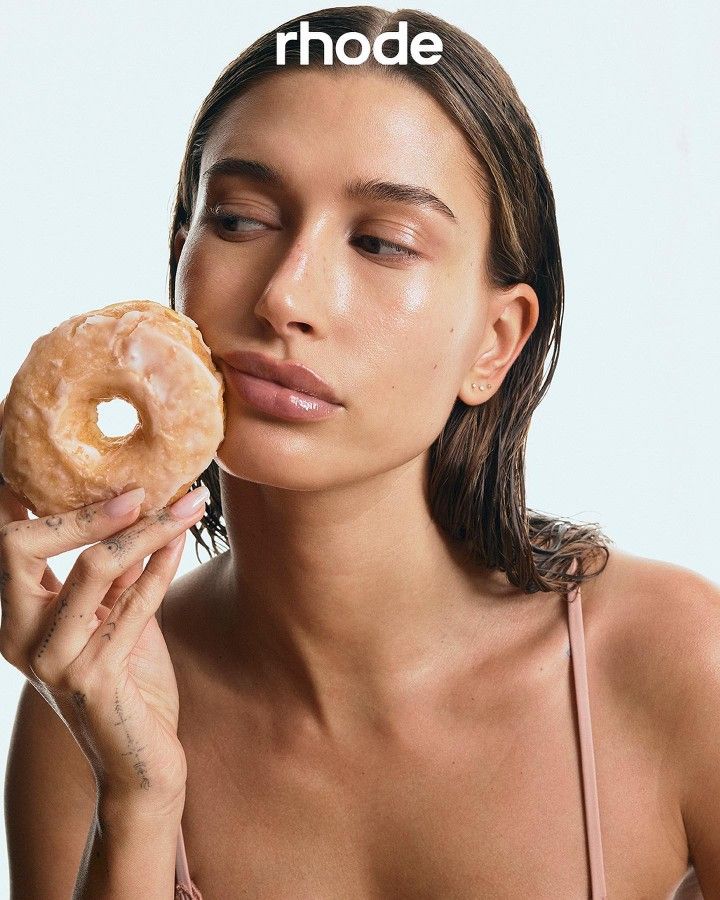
[225,366,343,421]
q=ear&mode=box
[173,225,189,264]
[458,282,540,406]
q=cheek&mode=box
[175,238,236,318]
[366,284,465,400]
[174,237,202,316]
[357,309,465,451]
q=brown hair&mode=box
[168,5,612,595]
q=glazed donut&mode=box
[0,299,225,517]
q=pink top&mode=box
[165,558,702,899]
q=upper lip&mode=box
[222,350,342,405]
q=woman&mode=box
[2,6,717,899]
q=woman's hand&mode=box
[0,396,209,813]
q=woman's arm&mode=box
[74,789,184,900]
[5,677,185,900]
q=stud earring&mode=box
[471,382,492,391]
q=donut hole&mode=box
[96,397,140,438]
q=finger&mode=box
[102,559,144,608]
[0,494,62,594]
[80,532,186,674]
[67,481,144,601]
[0,488,147,590]
[40,566,63,594]
[25,488,207,682]
[0,489,147,648]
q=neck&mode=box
[215,455,517,734]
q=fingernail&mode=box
[103,487,146,518]
[168,485,210,519]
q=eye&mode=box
[351,234,419,259]
[204,205,420,258]
[205,207,267,234]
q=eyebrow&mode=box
[201,156,457,225]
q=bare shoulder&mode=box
[584,544,719,627]
[609,549,720,884]
[584,546,720,720]
[590,544,717,657]
[585,546,720,864]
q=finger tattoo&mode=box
[35,592,72,660]
[76,507,97,525]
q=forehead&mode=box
[200,69,487,219]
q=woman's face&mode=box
[174,68,525,490]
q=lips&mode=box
[221,349,342,406]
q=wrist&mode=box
[79,787,184,898]
[98,782,186,827]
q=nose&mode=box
[253,230,332,337]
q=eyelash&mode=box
[204,208,420,259]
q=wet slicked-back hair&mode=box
[168,5,611,595]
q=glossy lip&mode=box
[221,349,342,406]
[224,366,342,422]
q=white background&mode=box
[1,0,718,892]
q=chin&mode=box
[213,423,348,492]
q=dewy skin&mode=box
[276,20,443,66]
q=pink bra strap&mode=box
[567,557,607,899]
[175,823,203,898]
[169,563,608,900]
